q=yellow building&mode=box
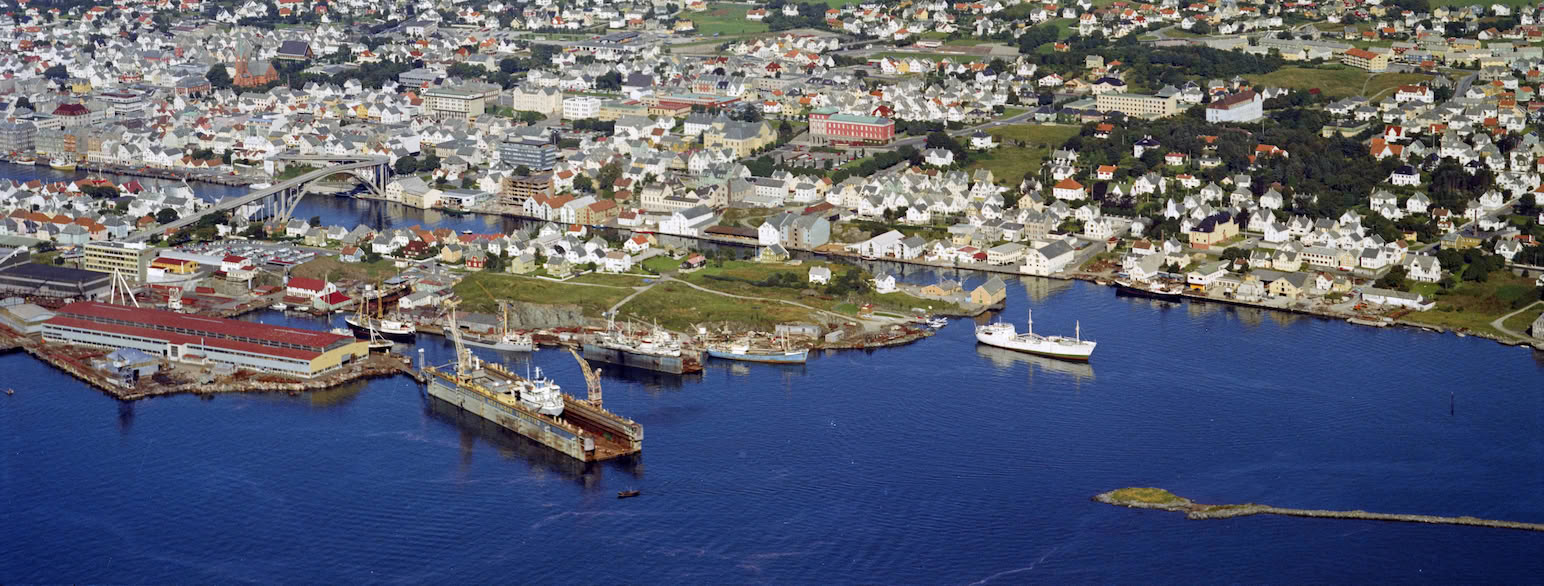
[703,120,776,157]
[84,241,157,283]
[1094,92,1181,119]
[151,257,199,275]
[1341,48,1390,72]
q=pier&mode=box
[1095,488,1544,533]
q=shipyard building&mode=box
[42,302,368,377]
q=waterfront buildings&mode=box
[43,302,368,377]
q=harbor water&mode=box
[2,166,1543,581]
[3,275,1542,583]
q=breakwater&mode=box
[1095,488,1544,533]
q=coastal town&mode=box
[0,0,1538,408]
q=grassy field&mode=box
[1401,272,1542,337]
[1501,302,1544,334]
[641,255,681,274]
[290,256,399,283]
[1244,66,1431,99]
[620,280,816,331]
[970,124,1080,186]
[568,273,651,287]
[452,272,632,317]
[693,4,769,35]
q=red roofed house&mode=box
[285,276,336,300]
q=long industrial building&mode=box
[42,302,368,377]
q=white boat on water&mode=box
[493,331,535,352]
[271,303,288,311]
[974,310,1096,362]
[517,366,565,416]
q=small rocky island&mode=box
[1095,488,1544,533]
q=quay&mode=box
[21,337,415,401]
[1095,488,1544,533]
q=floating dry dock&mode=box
[1095,488,1544,533]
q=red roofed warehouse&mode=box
[42,302,368,377]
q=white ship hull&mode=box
[975,321,1095,362]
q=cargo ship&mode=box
[582,319,702,374]
[974,310,1096,362]
[423,303,642,462]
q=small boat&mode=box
[270,303,288,311]
[1113,279,1184,302]
[927,317,948,329]
[15,156,36,165]
[247,182,272,189]
[5,388,13,395]
[49,157,76,171]
[617,490,641,499]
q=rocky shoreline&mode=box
[1094,488,1544,533]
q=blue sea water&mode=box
[1,166,1542,582]
[2,274,1541,583]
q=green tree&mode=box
[421,153,441,171]
[206,64,233,90]
[1375,265,1408,290]
[574,174,593,192]
[514,165,532,177]
[155,208,179,224]
[394,155,420,175]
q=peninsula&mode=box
[1095,488,1544,533]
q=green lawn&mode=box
[452,272,632,317]
[290,256,399,283]
[641,255,681,274]
[1501,303,1544,334]
[620,281,816,331]
[1401,272,1543,338]
[970,124,1080,185]
[568,273,649,287]
[1244,66,1431,99]
[692,4,769,35]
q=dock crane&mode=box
[567,346,603,408]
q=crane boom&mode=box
[567,346,603,408]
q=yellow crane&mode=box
[567,346,603,408]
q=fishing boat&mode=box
[270,302,288,311]
[1113,279,1184,302]
[49,157,76,171]
[706,340,808,364]
[974,310,1096,362]
[617,490,641,499]
[15,156,36,165]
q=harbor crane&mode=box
[567,346,603,408]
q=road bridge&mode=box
[127,156,391,242]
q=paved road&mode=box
[1489,300,1542,340]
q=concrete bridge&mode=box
[127,156,391,242]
